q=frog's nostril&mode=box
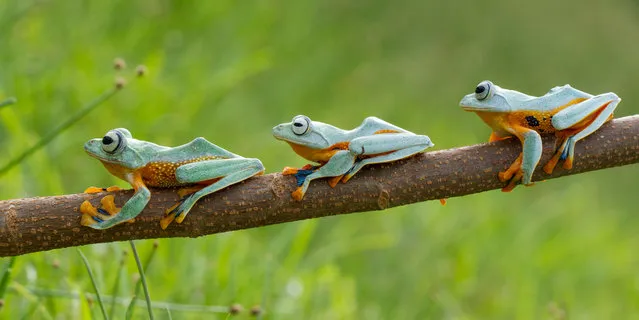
[475,86,485,94]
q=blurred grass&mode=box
[1,0,638,318]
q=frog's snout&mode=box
[272,124,286,137]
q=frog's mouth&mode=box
[461,105,493,112]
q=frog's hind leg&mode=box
[341,134,433,183]
[548,93,619,172]
[292,151,355,200]
[341,145,428,183]
[161,158,264,229]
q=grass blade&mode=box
[127,240,154,320]
[0,88,118,176]
[108,250,127,319]
[0,256,17,302]
[77,248,109,320]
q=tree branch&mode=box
[1,116,637,257]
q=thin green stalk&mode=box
[10,286,229,313]
[108,251,127,319]
[77,249,109,320]
[0,97,16,108]
[0,88,118,176]
[127,241,154,320]
[125,241,158,319]
[0,256,16,301]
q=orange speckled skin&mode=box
[139,156,223,187]
[473,98,588,138]
[100,156,223,188]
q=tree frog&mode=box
[80,128,265,230]
[460,80,620,191]
[273,115,434,200]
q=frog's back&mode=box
[507,86,593,134]
[510,85,593,113]
[349,117,411,137]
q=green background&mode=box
[1,0,638,318]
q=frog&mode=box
[273,115,434,200]
[460,80,620,191]
[80,128,265,230]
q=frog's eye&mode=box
[475,80,493,101]
[291,115,311,136]
[101,130,126,154]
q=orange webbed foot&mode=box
[501,170,524,192]
[562,157,574,170]
[282,167,299,175]
[543,156,560,175]
[83,186,123,194]
[176,186,203,199]
[79,195,131,227]
[160,202,182,230]
[291,187,305,201]
[498,153,523,182]
[439,199,447,206]
[327,175,343,188]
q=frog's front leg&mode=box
[291,150,355,200]
[160,158,264,229]
[502,126,542,192]
[341,133,433,183]
[282,164,321,187]
[80,173,151,229]
[544,93,619,174]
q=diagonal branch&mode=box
[0,115,637,257]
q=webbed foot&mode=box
[80,195,134,228]
[439,199,447,206]
[498,153,523,183]
[83,186,123,194]
[291,187,305,201]
[161,186,205,229]
[327,175,344,188]
[501,170,531,192]
[160,200,189,230]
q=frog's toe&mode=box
[160,202,181,230]
[282,167,299,175]
[562,156,574,170]
[327,175,343,188]
[501,170,523,192]
[497,171,512,182]
[79,200,115,227]
[83,186,123,194]
[439,198,447,206]
[176,186,203,199]
[84,186,106,194]
[99,195,119,215]
[159,214,175,230]
[291,187,305,201]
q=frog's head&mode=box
[460,80,516,113]
[272,115,332,149]
[84,128,147,169]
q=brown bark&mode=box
[1,115,637,257]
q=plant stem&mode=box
[129,241,154,320]
[77,249,109,320]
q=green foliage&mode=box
[1,0,638,318]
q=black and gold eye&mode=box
[101,130,125,153]
[475,80,493,100]
[291,115,312,135]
